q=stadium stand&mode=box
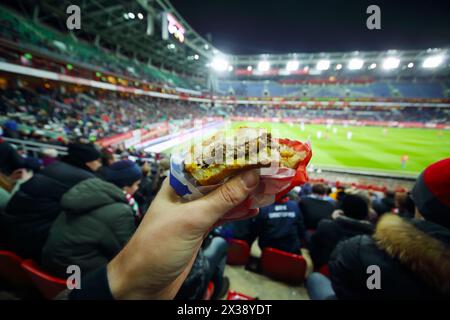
[217,80,449,99]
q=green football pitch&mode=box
[163,121,449,176]
[230,121,450,176]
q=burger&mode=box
[184,127,309,186]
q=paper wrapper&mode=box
[170,138,312,216]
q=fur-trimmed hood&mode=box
[373,214,450,295]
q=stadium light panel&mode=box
[211,57,229,72]
[258,61,271,72]
[247,66,253,71]
[369,63,377,69]
[286,60,300,71]
[422,55,444,68]
[407,62,414,68]
[335,64,342,70]
[316,60,330,71]
[128,12,135,19]
[137,13,144,20]
[382,57,400,70]
[348,58,364,70]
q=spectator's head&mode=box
[67,143,102,172]
[141,161,151,177]
[341,194,369,220]
[100,147,115,167]
[312,183,327,196]
[23,157,42,173]
[41,148,58,159]
[336,187,346,202]
[104,160,142,195]
[395,192,415,214]
[384,190,396,199]
[412,158,450,228]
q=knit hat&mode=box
[412,158,450,228]
[104,160,142,188]
[67,143,101,164]
[341,194,369,220]
[23,157,42,172]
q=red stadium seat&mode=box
[202,281,215,300]
[260,247,307,283]
[0,250,33,288]
[226,238,250,265]
[226,291,256,300]
[318,264,330,278]
[20,260,67,299]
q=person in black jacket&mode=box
[309,194,374,269]
[372,190,396,216]
[0,143,101,261]
[134,161,155,214]
[328,158,450,299]
[256,196,305,254]
[299,183,335,230]
[0,138,24,175]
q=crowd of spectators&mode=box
[224,167,450,299]
[0,136,231,300]
[1,125,449,300]
[233,105,450,124]
[1,85,448,151]
[0,86,216,144]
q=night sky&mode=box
[170,0,450,55]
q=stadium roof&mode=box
[3,0,450,79]
[3,0,220,75]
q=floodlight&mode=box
[423,55,444,68]
[348,58,364,70]
[128,12,135,19]
[258,61,271,72]
[407,62,414,68]
[123,13,129,20]
[247,65,253,71]
[211,57,229,72]
[316,60,330,70]
[286,60,299,71]
[383,57,400,70]
[335,64,342,70]
[228,65,234,72]
[137,13,144,20]
[369,63,377,69]
[194,54,199,60]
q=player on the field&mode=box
[401,154,409,169]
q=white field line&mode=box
[144,122,226,153]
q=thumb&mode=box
[188,170,260,227]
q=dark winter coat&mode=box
[329,214,450,299]
[41,178,136,277]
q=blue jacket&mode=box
[257,200,305,254]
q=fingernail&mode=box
[241,170,259,189]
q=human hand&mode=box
[107,170,260,299]
[332,209,344,220]
[9,168,33,182]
